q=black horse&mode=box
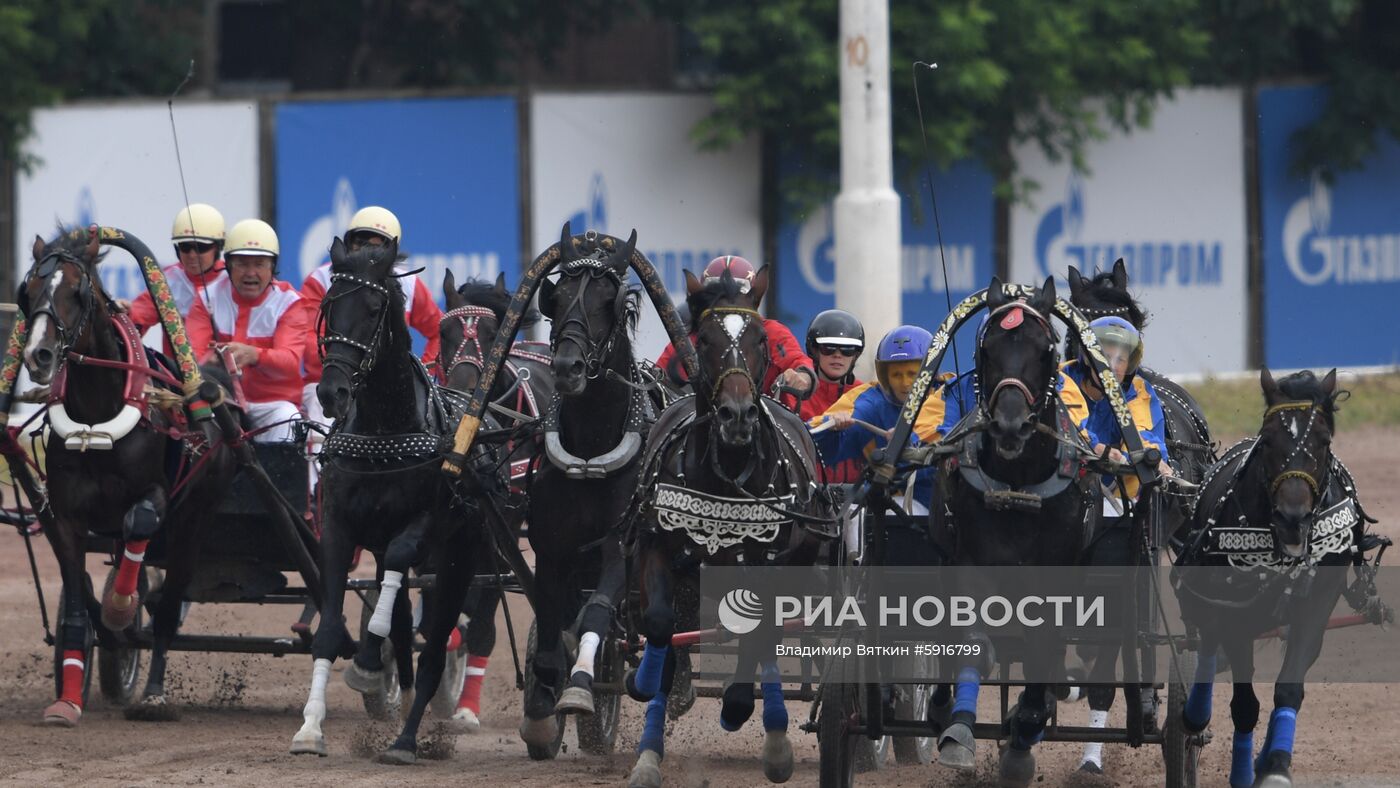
[928,277,1100,787]
[289,237,493,762]
[436,270,554,731]
[517,227,649,758]
[624,268,836,787]
[19,228,236,725]
[1174,368,1382,788]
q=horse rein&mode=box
[1263,400,1329,499]
[317,271,397,395]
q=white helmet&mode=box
[171,203,226,244]
[346,206,401,245]
[224,219,280,258]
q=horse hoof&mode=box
[42,700,81,728]
[124,695,178,722]
[627,749,663,788]
[762,730,794,784]
[556,686,595,716]
[377,747,417,766]
[518,714,559,747]
[998,746,1036,788]
[290,731,328,756]
[100,592,138,632]
[1077,760,1103,775]
[937,722,976,770]
[1255,774,1293,788]
[343,661,384,695]
[450,707,481,733]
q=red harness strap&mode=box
[49,314,171,408]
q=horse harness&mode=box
[439,304,551,420]
[541,362,652,480]
[974,300,1063,432]
[548,246,636,381]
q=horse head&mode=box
[539,223,637,396]
[21,227,106,385]
[977,275,1060,460]
[316,235,404,419]
[685,265,770,449]
[440,270,520,393]
[1066,259,1148,351]
[1256,367,1341,559]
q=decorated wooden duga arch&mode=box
[441,226,698,477]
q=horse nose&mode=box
[30,346,54,369]
[317,381,351,420]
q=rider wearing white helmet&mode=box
[186,219,309,443]
[127,204,230,354]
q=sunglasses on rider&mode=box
[817,344,860,358]
[176,241,215,254]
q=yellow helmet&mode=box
[346,206,402,245]
[170,203,226,244]
[224,219,280,258]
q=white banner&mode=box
[1009,87,1248,375]
[530,93,762,361]
[15,101,261,302]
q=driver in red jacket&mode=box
[656,255,815,399]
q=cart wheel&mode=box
[523,621,565,760]
[97,566,146,705]
[892,682,935,765]
[53,582,95,708]
[1163,651,1202,788]
[818,658,863,787]
[577,631,622,755]
[358,589,402,721]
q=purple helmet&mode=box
[876,326,932,364]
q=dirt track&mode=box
[2,428,1398,787]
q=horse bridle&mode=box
[696,305,768,405]
[974,300,1061,424]
[1262,400,1331,500]
[440,304,497,380]
[24,252,99,358]
[317,271,397,395]
[548,257,632,379]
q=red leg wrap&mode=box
[60,649,85,707]
[458,655,488,713]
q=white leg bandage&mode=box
[1080,709,1109,767]
[572,631,601,678]
[304,658,332,722]
[368,570,403,638]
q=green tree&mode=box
[669,0,1210,205]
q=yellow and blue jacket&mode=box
[1060,360,1169,501]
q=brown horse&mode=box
[19,228,235,726]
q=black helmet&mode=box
[806,309,865,357]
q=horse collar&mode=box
[541,365,649,479]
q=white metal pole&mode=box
[836,0,902,380]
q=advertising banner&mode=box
[529,93,762,361]
[1258,84,1400,369]
[1009,88,1249,375]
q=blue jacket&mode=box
[1061,360,1169,499]
[812,383,936,506]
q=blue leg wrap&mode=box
[1185,653,1216,728]
[638,692,667,757]
[1230,730,1255,787]
[761,662,786,732]
[636,643,668,698]
[1267,707,1297,755]
[952,666,980,717]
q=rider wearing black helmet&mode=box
[801,309,865,421]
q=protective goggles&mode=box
[176,241,216,254]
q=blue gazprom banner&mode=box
[1259,85,1400,368]
[276,97,520,315]
[776,160,996,368]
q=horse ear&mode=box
[1111,258,1128,290]
[1036,275,1058,314]
[330,237,347,267]
[539,277,557,316]
[84,226,100,263]
[750,265,770,308]
[684,269,703,297]
[1320,368,1338,397]
[442,269,458,305]
[613,229,637,273]
[32,235,45,262]
[1067,265,1086,301]
[1260,366,1279,404]
[494,271,508,296]
[986,276,1008,311]
[558,222,574,262]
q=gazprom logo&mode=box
[1281,170,1400,286]
[794,203,975,296]
[1034,171,1223,287]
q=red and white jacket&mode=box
[129,261,227,354]
[187,278,309,406]
[299,261,443,385]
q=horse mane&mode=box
[454,279,539,329]
[43,225,110,266]
[684,273,746,334]
[1273,370,1346,430]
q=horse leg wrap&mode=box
[1008,693,1048,750]
[638,692,667,757]
[1261,707,1296,758]
[113,539,150,603]
[457,655,488,713]
[760,662,786,732]
[368,570,403,638]
[571,631,601,680]
[1184,653,1217,730]
[1230,730,1255,787]
[1080,709,1108,768]
[59,649,86,707]
[952,666,981,724]
[304,658,331,722]
[634,643,668,699]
